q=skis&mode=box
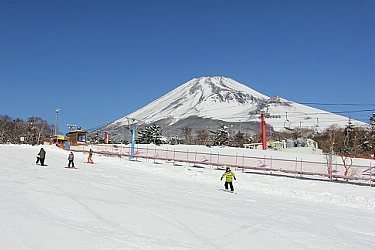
[65,167,77,169]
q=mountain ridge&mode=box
[101,76,366,142]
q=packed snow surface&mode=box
[0,144,374,249]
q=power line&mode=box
[298,102,375,106]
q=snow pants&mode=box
[87,156,94,164]
[225,181,234,191]
[68,160,75,168]
[36,157,45,166]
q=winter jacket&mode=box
[221,171,236,182]
[39,149,46,159]
[68,153,74,161]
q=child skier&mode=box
[68,152,75,168]
[221,166,236,192]
[87,149,94,164]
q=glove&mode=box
[220,177,223,180]
[234,178,237,181]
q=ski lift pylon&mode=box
[284,112,293,131]
[314,118,322,135]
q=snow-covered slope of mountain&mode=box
[111,76,366,132]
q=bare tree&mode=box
[324,125,340,180]
[181,127,192,144]
[0,115,52,145]
[196,129,208,145]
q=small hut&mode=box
[50,134,68,148]
[68,129,87,146]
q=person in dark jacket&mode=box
[221,166,236,192]
[68,152,75,168]
[36,148,46,166]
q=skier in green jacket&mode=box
[221,166,236,192]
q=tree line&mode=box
[0,115,53,145]
[137,124,255,147]
[268,115,375,159]
[137,115,375,159]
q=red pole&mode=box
[261,113,267,150]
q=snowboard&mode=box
[35,163,48,166]
[65,166,77,169]
[221,189,237,194]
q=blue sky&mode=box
[1,0,374,132]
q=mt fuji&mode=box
[103,76,365,139]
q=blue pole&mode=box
[130,128,135,160]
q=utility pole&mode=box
[55,107,61,135]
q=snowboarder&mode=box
[68,152,75,168]
[87,149,94,164]
[36,148,46,166]
[221,166,236,192]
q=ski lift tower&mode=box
[251,100,281,150]
[260,111,280,150]
[126,117,140,160]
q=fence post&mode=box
[335,161,338,180]
[194,150,197,165]
[173,149,176,165]
[263,155,266,174]
[295,157,298,178]
[154,147,157,164]
[300,158,303,178]
[235,153,238,168]
[217,152,220,168]
[370,162,372,187]
[263,155,266,166]
[187,149,189,166]
[270,156,273,169]
[242,153,245,172]
[146,146,149,162]
[209,151,212,169]
[329,161,332,181]
[166,147,168,162]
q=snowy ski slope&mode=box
[0,144,374,249]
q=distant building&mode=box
[68,130,87,146]
[244,138,322,155]
[50,134,68,147]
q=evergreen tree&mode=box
[137,124,162,145]
[213,125,229,146]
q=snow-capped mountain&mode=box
[108,76,365,135]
